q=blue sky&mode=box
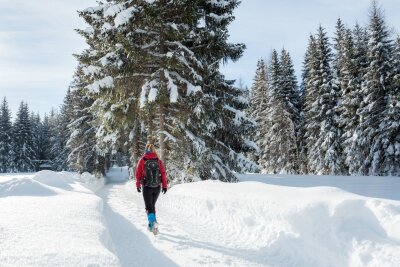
[0,0,399,117]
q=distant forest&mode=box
[249,2,399,176]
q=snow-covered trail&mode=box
[97,183,178,267]
[98,182,264,267]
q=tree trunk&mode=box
[159,103,166,163]
[158,0,167,165]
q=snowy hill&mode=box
[1,170,399,267]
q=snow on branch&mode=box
[165,70,179,102]
[165,41,203,68]
[162,131,177,143]
[209,0,232,8]
[86,76,114,93]
[140,80,158,107]
[184,127,205,153]
[114,7,137,27]
[169,71,202,96]
[100,52,117,66]
[82,65,101,76]
[82,6,104,14]
[223,104,254,126]
[101,22,113,34]
[103,3,124,18]
[208,13,231,23]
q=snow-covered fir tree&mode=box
[302,26,343,175]
[47,109,60,162]
[13,102,35,172]
[248,59,268,164]
[39,114,52,161]
[67,69,106,175]
[0,98,15,172]
[280,48,301,146]
[30,112,42,168]
[378,35,400,175]
[352,23,369,81]
[249,59,268,119]
[51,91,73,171]
[353,2,393,175]
[336,28,363,175]
[76,2,142,165]
[258,50,298,173]
[75,0,255,182]
[182,0,257,180]
[298,35,316,174]
[333,18,347,84]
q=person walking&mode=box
[135,144,168,234]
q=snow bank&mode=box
[238,173,400,201]
[0,177,57,197]
[32,170,76,190]
[158,180,400,267]
[0,172,119,267]
[78,172,106,192]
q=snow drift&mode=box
[154,179,400,266]
[0,171,118,267]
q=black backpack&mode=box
[144,158,161,187]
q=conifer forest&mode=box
[1,0,399,180]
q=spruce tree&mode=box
[354,2,393,175]
[30,112,42,170]
[336,29,363,175]
[280,48,301,147]
[352,23,369,81]
[302,26,342,174]
[333,18,347,84]
[13,102,35,172]
[51,90,73,171]
[248,59,268,165]
[298,35,317,174]
[76,0,255,181]
[249,59,268,123]
[0,98,14,172]
[259,50,298,173]
[379,36,400,175]
[77,2,143,164]
[67,69,106,175]
[186,0,257,180]
[40,114,52,161]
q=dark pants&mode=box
[143,186,160,214]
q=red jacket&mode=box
[135,152,168,188]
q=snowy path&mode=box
[97,182,265,267]
[97,183,178,267]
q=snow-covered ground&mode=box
[0,171,118,267]
[238,173,400,201]
[1,170,399,267]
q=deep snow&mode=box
[0,170,399,267]
[0,171,118,267]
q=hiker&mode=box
[135,144,168,234]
